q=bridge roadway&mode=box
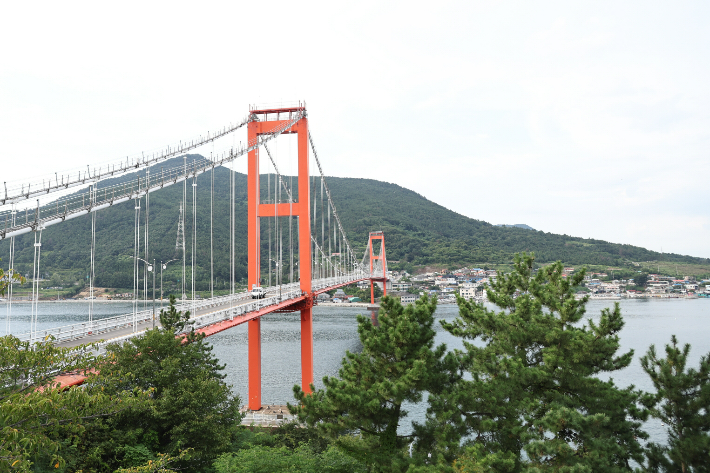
[44,274,371,389]
[21,274,370,353]
[53,285,296,350]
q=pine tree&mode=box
[86,296,242,471]
[419,253,646,472]
[290,295,447,472]
[640,336,710,473]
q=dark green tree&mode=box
[634,273,649,287]
[84,296,242,471]
[0,335,147,472]
[213,443,366,473]
[419,253,646,472]
[290,295,447,472]
[640,336,710,473]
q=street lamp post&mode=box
[136,258,156,329]
[271,259,282,300]
[160,259,178,311]
[151,259,156,328]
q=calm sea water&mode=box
[4,298,709,443]
[2,300,158,336]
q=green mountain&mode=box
[1,155,707,290]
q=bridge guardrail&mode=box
[14,290,256,344]
[14,274,369,345]
[186,274,364,330]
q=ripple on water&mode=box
[5,299,709,444]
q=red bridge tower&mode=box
[247,106,312,411]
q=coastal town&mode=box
[318,266,710,305]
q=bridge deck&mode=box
[48,276,373,388]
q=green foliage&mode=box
[213,444,366,473]
[419,253,646,472]
[214,424,365,473]
[0,336,147,472]
[329,283,381,301]
[452,444,517,473]
[640,336,710,472]
[0,265,24,296]
[79,297,242,471]
[290,296,447,472]
[159,294,191,334]
[634,273,649,287]
[269,421,331,454]
[114,450,193,473]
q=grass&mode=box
[637,261,710,279]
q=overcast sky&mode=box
[1,1,708,258]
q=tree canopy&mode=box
[0,336,147,472]
[418,253,647,472]
[641,336,710,472]
[84,296,243,471]
[291,295,447,472]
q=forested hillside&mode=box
[1,155,706,290]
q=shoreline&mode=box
[1,294,705,305]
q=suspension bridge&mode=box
[0,104,388,410]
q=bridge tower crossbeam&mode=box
[247,105,311,411]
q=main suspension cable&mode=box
[1,115,253,206]
[308,132,357,264]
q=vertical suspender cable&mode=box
[275,160,279,291]
[228,139,234,308]
[210,161,214,299]
[31,227,43,344]
[320,178,325,279]
[133,198,140,332]
[255,146,260,289]
[234,158,238,297]
[268,172,271,287]
[192,174,196,312]
[289,139,293,285]
[311,175,318,279]
[278,169,282,295]
[89,185,96,332]
[289,175,293,285]
[228,149,234,317]
[182,158,186,300]
[6,206,16,335]
[144,170,149,310]
[30,228,38,343]
[230,159,234,300]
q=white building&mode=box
[401,294,416,305]
[460,287,476,300]
[392,282,412,291]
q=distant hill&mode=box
[1,155,707,288]
[496,224,535,231]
